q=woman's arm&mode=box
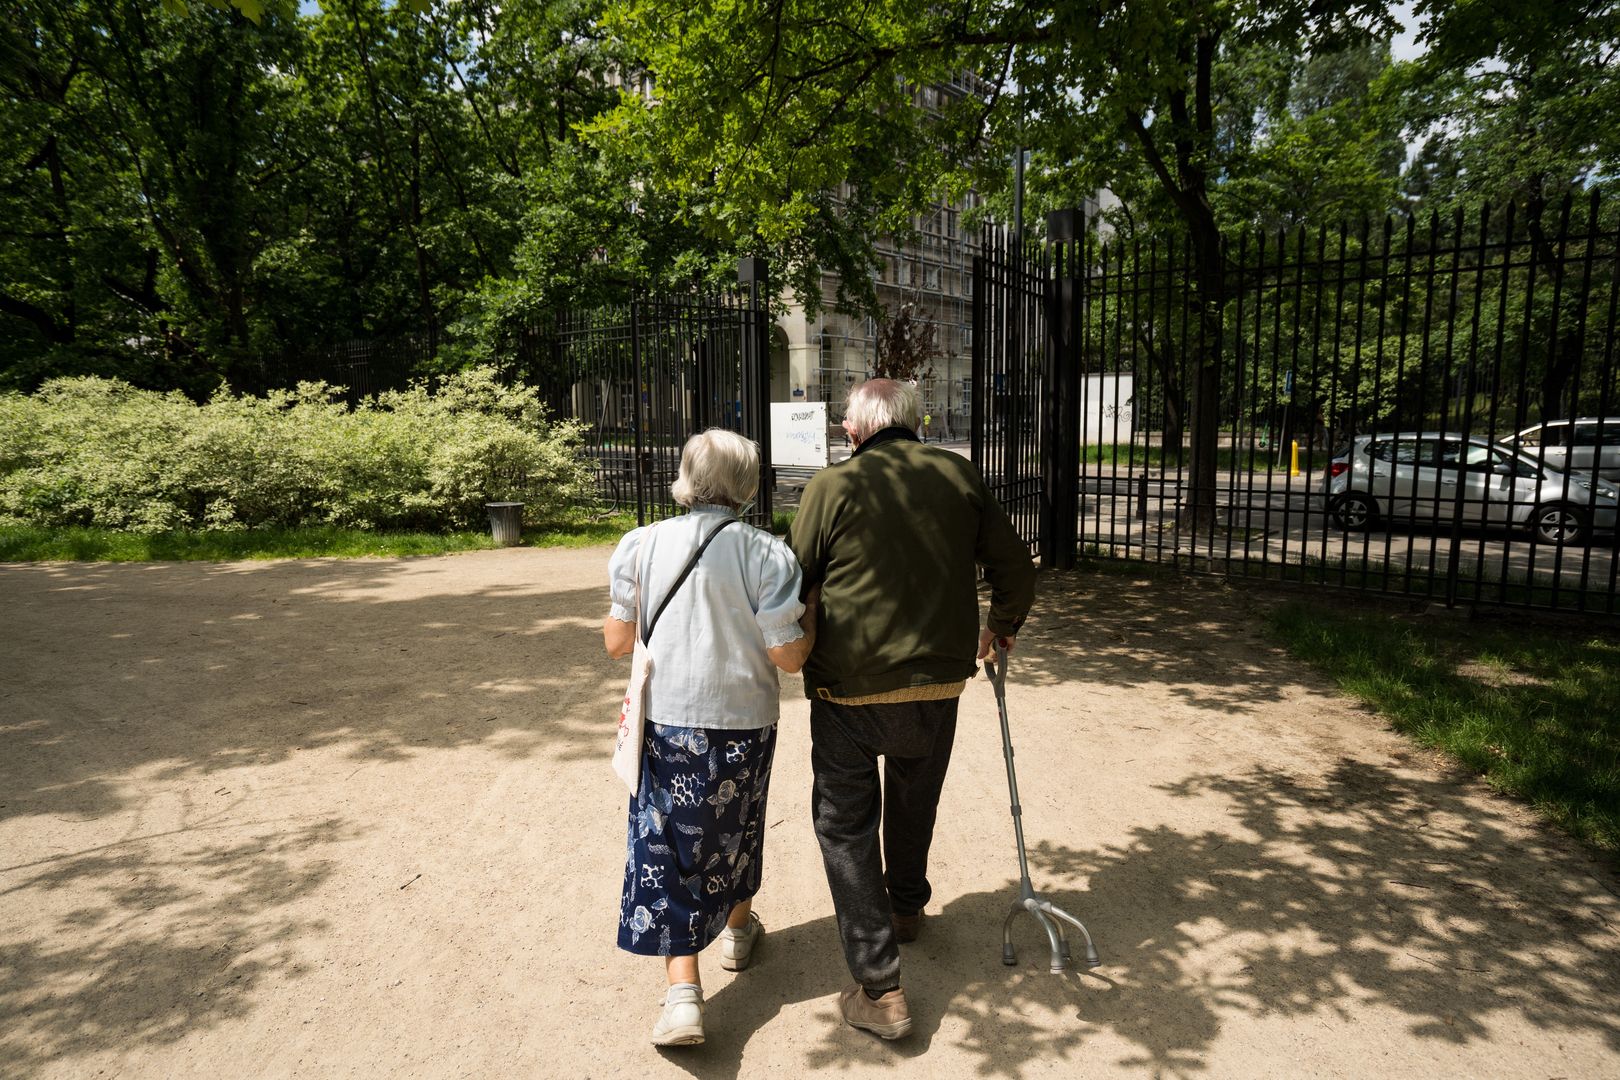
[765,586,818,673]
[604,527,646,660]
[603,616,636,659]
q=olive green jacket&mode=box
[787,428,1036,700]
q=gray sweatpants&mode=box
[809,696,959,990]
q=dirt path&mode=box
[2,549,1618,1079]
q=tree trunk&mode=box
[1524,182,1581,423]
[1136,325,1185,460]
[1123,30,1227,532]
[1541,334,1581,422]
[1182,222,1225,532]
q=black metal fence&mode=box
[254,332,438,404]
[507,265,774,527]
[974,196,1620,614]
[970,226,1048,551]
[254,263,775,528]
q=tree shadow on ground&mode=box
[657,759,1620,1079]
[1005,568,1300,713]
[1,554,628,1072]
[1003,759,1616,1078]
[0,556,627,829]
[0,557,1299,834]
[5,554,1617,1076]
[0,815,357,1076]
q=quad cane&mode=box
[984,641,1101,973]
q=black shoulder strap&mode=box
[643,518,737,645]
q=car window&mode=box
[1494,449,1541,478]
[1571,423,1620,447]
[1432,439,1467,467]
[1368,439,1426,465]
[1538,423,1572,448]
[1461,443,1493,469]
[1518,428,1541,447]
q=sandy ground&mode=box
[2,548,1618,1080]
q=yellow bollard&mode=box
[1290,440,1301,477]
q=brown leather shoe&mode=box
[891,911,924,944]
[839,984,913,1039]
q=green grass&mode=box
[0,513,645,561]
[0,505,792,562]
[524,511,638,548]
[1267,600,1620,855]
[0,525,501,561]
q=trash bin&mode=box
[485,502,524,547]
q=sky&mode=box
[1389,2,1427,63]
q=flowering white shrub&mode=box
[0,369,592,532]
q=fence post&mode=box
[1043,209,1082,570]
[630,300,649,526]
[971,250,985,467]
[739,256,773,522]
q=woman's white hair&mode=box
[844,379,920,441]
[670,428,760,508]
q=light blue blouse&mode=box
[608,505,806,730]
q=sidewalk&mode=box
[2,549,1617,1078]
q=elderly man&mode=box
[788,378,1036,1039]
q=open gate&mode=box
[515,259,774,527]
[971,216,1084,568]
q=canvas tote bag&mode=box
[611,518,737,794]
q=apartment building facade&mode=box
[771,188,980,438]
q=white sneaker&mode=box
[717,913,763,972]
[651,983,704,1046]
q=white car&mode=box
[1512,417,1620,481]
[1324,432,1619,546]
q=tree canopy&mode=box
[2,0,1614,407]
[0,0,727,394]
[594,0,1613,522]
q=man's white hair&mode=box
[844,379,920,441]
[671,428,760,508]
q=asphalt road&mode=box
[1075,469,1618,597]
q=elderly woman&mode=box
[603,428,816,1047]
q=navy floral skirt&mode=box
[617,721,776,956]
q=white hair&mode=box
[844,379,920,441]
[670,428,760,508]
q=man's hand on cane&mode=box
[977,627,1016,661]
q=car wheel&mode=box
[1531,503,1590,546]
[1329,492,1377,532]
